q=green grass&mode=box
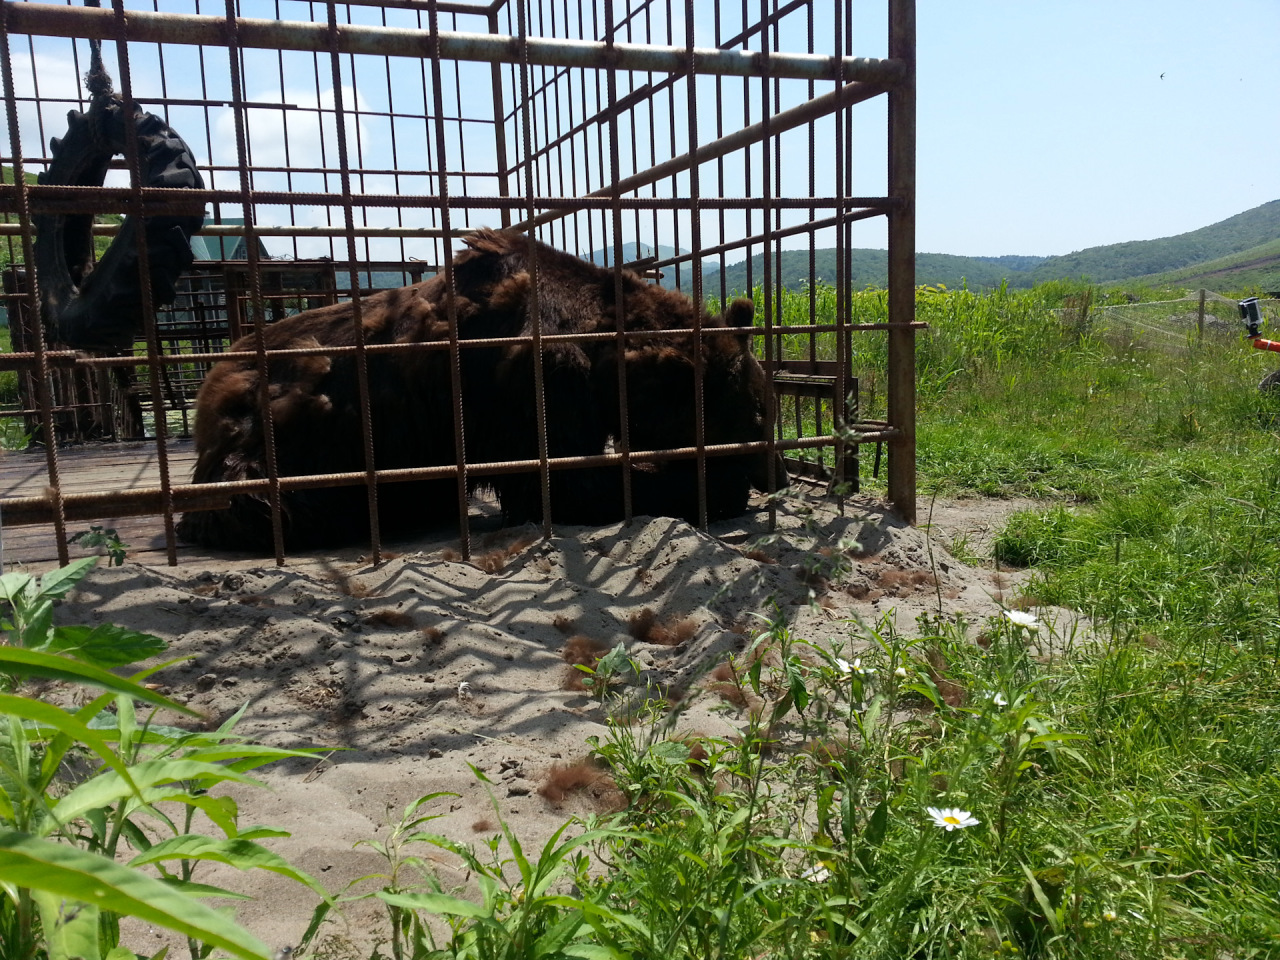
[8,278,1280,957]
[298,281,1280,959]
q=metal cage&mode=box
[0,0,917,566]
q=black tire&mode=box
[35,96,205,352]
[1261,369,1280,394]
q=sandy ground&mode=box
[41,490,1053,957]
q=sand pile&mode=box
[49,491,1041,954]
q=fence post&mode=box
[886,0,917,524]
[1197,288,1206,343]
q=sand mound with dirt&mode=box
[50,491,1047,955]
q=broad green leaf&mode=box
[0,648,197,715]
[43,625,167,669]
[22,598,55,648]
[531,910,583,956]
[864,799,890,847]
[0,572,34,604]
[157,793,239,838]
[648,740,689,763]
[129,835,329,901]
[904,679,943,710]
[563,942,630,960]
[177,744,330,767]
[51,760,268,835]
[0,830,271,960]
[158,876,253,900]
[784,656,810,714]
[41,691,117,793]
[33,887,101,960]
[1021,863,1063,935]
[39,558,99,599]
[0,695,140,807]
[378,890,491,919]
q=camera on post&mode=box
[1240,297,1263,338]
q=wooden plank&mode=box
[0,442,198,499]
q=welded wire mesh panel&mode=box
[0,0,916,566]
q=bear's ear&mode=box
[722,297,755,349]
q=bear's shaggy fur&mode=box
[177,229,782,550]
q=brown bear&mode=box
[176,229,783,550]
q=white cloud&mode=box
[212,85,372,177]
[2,50,90,167]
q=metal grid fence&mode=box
[0,0,917,566]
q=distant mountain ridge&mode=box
[703,199,1280,294]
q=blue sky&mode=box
[909,1,1280,256]
[7,1,1279,264]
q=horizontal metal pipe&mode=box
[650,208,886,269]
[512,79,895,233]
[4,3,905,83]
[0,222,462,240]
[0,184,888,215]
[0,323,928,372]
[0,431,902,526]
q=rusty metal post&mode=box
[603,0,634,525]
[427,0,473,561]
[112,0,180,565]
[488,7,513,229]
[0,4,69,565]
[886,0,916,524]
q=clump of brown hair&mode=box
[472,536,538,574]
[538,758,624,811]
[706,660,751,709]
[440,548,463,563]
[560,634,607,691]
[628,608,698,646]
[672,733,711,774]
[924,647,965,708]
[330,573,372,599]
[472,550,508,574]
[420,625,446,646]
[471,819,495,833]
[552,614,576,634]
[363,609,416,629]
[743,548,776,565]
[875,569,936,594]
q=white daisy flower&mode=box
[1003,609,1041,630]
[832,656,852,674]
[894,666,909,679]
[852,657,874,676]
[1102,909,1117,923]
[991,691,1008,708]
[926,806,979,831]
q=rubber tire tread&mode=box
[34,97,205,352]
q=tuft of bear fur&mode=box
[177,229,783,550]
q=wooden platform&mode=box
[0,440,484,569]
[0,440,215,566]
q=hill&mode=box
[1121,236,1280,293]
[702,199,1280,294]
[705,247,1048,295]
[587,241,718,288]
[1028,199,1280,285]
